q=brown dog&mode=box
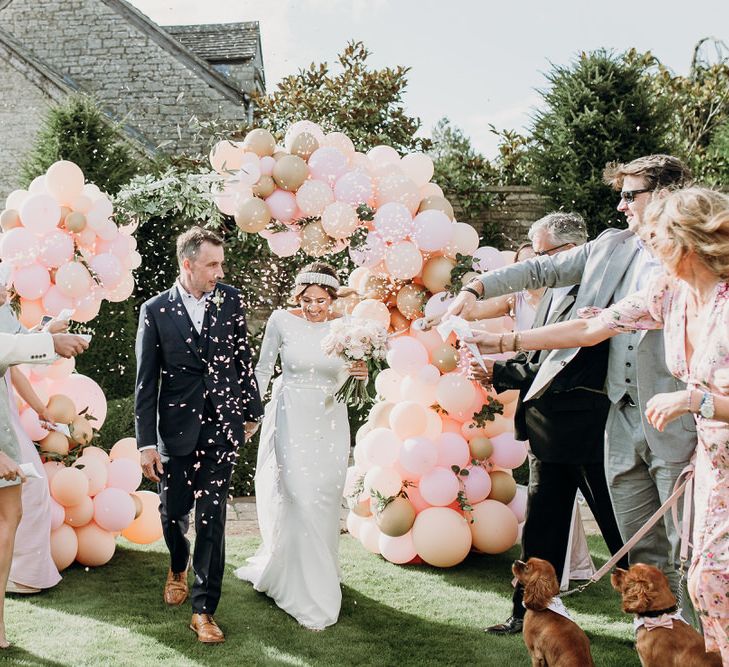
[513,558,595,667]
[611,564,721,667]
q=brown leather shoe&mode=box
[163,568,189,606]
[189,613,225,644]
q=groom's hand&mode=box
[141,449,164,482]
[244,421,260,442]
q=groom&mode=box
[135,226,263,644]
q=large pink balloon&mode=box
[19,406,49,441]
[436,432,470,468]
[374,368,402,403]
[399,375,437,407]
[12,263,50,300]
[386,336,429,376]
[463,465,492,504]
[400,152,435,187]
[308,147,349,186]
[490,432,528,469]
[19,194,61,235]
[373,202,412,243]
[267,230,301,257]
[72,292,102,323]
[0,227,39,266]
[37,230,74,268]
[352,299,390,329]
[107,458,143,493]
[334,170,374,206]
[89,253,123,290]
[399,436,438,480]
[45,160,85,203]
[362,428,401,468]
[473,246,507,272]
[418,466,460,506]
[412,210,453,252]
[265,189,297,223]
[41,284,73,317]
[48,374,107,429]
[384,241,423,280]
[93,488,136,532]
[389,401,428,440]
[507,484,528,523]
[379,530,417,564]
[424,292,454,319]
[363,465,402,497]
[55,261,92,298]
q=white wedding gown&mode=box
[235,309,350,630]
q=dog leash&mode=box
[559,463,694,599]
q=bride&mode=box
[235,262,367,630]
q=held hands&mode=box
[645,391,691,432]
[467,356,495,387]
[0,451,26,483]
[140,449,164,483]
[52,333,89,358]
[348,360,369,381]
[244,421,260,442]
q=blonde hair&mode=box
[642,187,729,279]
[603,154,692,192]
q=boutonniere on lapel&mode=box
[210,289,225,309]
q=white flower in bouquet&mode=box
[321,317,388,407]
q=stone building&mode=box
[0,0,264,199]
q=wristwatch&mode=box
[698,391,715,419]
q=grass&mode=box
[2,535,640,666]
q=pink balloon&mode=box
[47,374,107,428]
[374,367,402,402]
[410,321,445,353]
[19,406,49,441]
[418,466,460,506]
[295,179,334,217]
[37,230,74,268]
[0,227,39,266]
[399,375,437,407]
[12,263,50,300]
[424,292,454,319]
[46,161,85,204]
[362,428,401,468]
[436,433,470,468]
[259,155,276,176]
[367,145,400,169]
[50,498,65,530]
[389,401,428,440]
[359,519,382,554]
[346,511,365,539]
[373,202,412,243]
[464,465,492,503]
[19,194,61,235]
[386,336,429,376]
[363,465,402,497]
[41,284,74,317]
[412,210,454,252]
[308,147,348,186]
[490,432,528,469]
[105,273,135,303]
[334,170,374,206]
[507,484,528,523]
[379,530,417,564]
[267,230,301,257]
[399,436,438,480]
[89,252,123,289]
[106,458,143,493]
[436,375,476,416]
[72,291,102,323]
[384,241,423,280]
[265,189,297,222]
[376,172,420,213]
[419,364,441,384]
[93,488,136,532]
[473,246,507,272]
[348,231,385,268]
[55,261,92,298]
[400,152,435,187]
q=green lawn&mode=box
[2,535,639,666]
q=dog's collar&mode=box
[637,604,678,618]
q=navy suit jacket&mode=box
[134,282,263,456]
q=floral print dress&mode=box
[582,276,729,661]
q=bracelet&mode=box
[461,286,481,298]
[513,332,522,352]
[687,389,695,413]
[498,333,505,353]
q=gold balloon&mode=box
[469,436,494,461]
[488,470,517,504]
[301,221,336,257]
[363,274,394,300]
[377,497,416,537]
[396,284,428,320]
[252,174,276,198]
[272,154,309,192]
[422,256,455,294]
[418,195,455,221]
[69,416,93,446]
[289,131,320,160]
[389,308,410,333]
[242,128,276,157]
[0,209,20,231]
[64,211,87,233]
[432,344,459,373]
[235,198,271,233]
[273,151,288,161]
[47,394,77,425]
[39,431,70,456]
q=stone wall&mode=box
[0,0,248,154]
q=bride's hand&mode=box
[348,360,368,380]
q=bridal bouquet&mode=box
[322,318,388,408]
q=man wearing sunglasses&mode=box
[446,154,696,619]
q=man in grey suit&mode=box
[448,155,695,595]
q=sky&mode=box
[129,0,729,159]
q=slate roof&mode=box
[164,22,260,62]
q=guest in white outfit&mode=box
[236,262,368,630]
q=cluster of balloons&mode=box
[211,121,529,567]
[0,160,139,328]
[45,437,162,570]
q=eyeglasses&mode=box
[534,242,572,256]
[619,188,652,204]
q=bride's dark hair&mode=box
[289,262,355,304]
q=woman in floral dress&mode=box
[467,187,729,661]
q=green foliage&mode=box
[528,49,674,237]
[705,119,729,185]
[429,118,498,243]
[254,40,428,153]
[95,395,135,450]
[21,94,141,194]
[490,126,535,186]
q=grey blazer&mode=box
[478,228,696,463]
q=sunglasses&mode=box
[535,242,572,256]
[619,188,652,204]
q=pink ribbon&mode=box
[642,615,675,631]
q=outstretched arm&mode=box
[9,366,52,422]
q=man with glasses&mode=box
[447,155,696,624]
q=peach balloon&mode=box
[363,465,402,497]
[436,375,476,415]
[50,498,65,530]
[436,432,470,468]
[109,437,141,465]
[423,409,443,440]
[0,227,39,266]
[482,414,511,439]
[418,466,460,506]
[389,401,428,440]
[55,261,92,299]
[43,460,64,483]
[346,511,365,539]
[359,519,382,554]
[352,299,390,329]
[362,428,401,468]
[20,194,62,235]
[72,292,102,323]
[367,145,400,169]
[39,431,70,457]
[51,467,89,507]
[399,375,437,407]
[209,140,244,173]
[75,522,116,567]
[385,241,423,281]
[73,456,108,496]
[379,530,417,564]
[296,179,334,217]
[122,490,163,544]
[19,407,49,441]
[64,495,94,527]
[386,336,428,376]
[411,507,472,567]
[18,298,43,329]
[468,499,519,554]
[93,487,136,532]
[48,374,107,428]
[376,172,420,213]
[400,152,434,187]
[46,160,85,203]
[322,131,355,155]
[444,222,480,259]
[50,524,78,571]
[78,446,110,465]
[422,256,456,294]
[410,320,445,353]
[320,201,359,238]
[399,436,437,480]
